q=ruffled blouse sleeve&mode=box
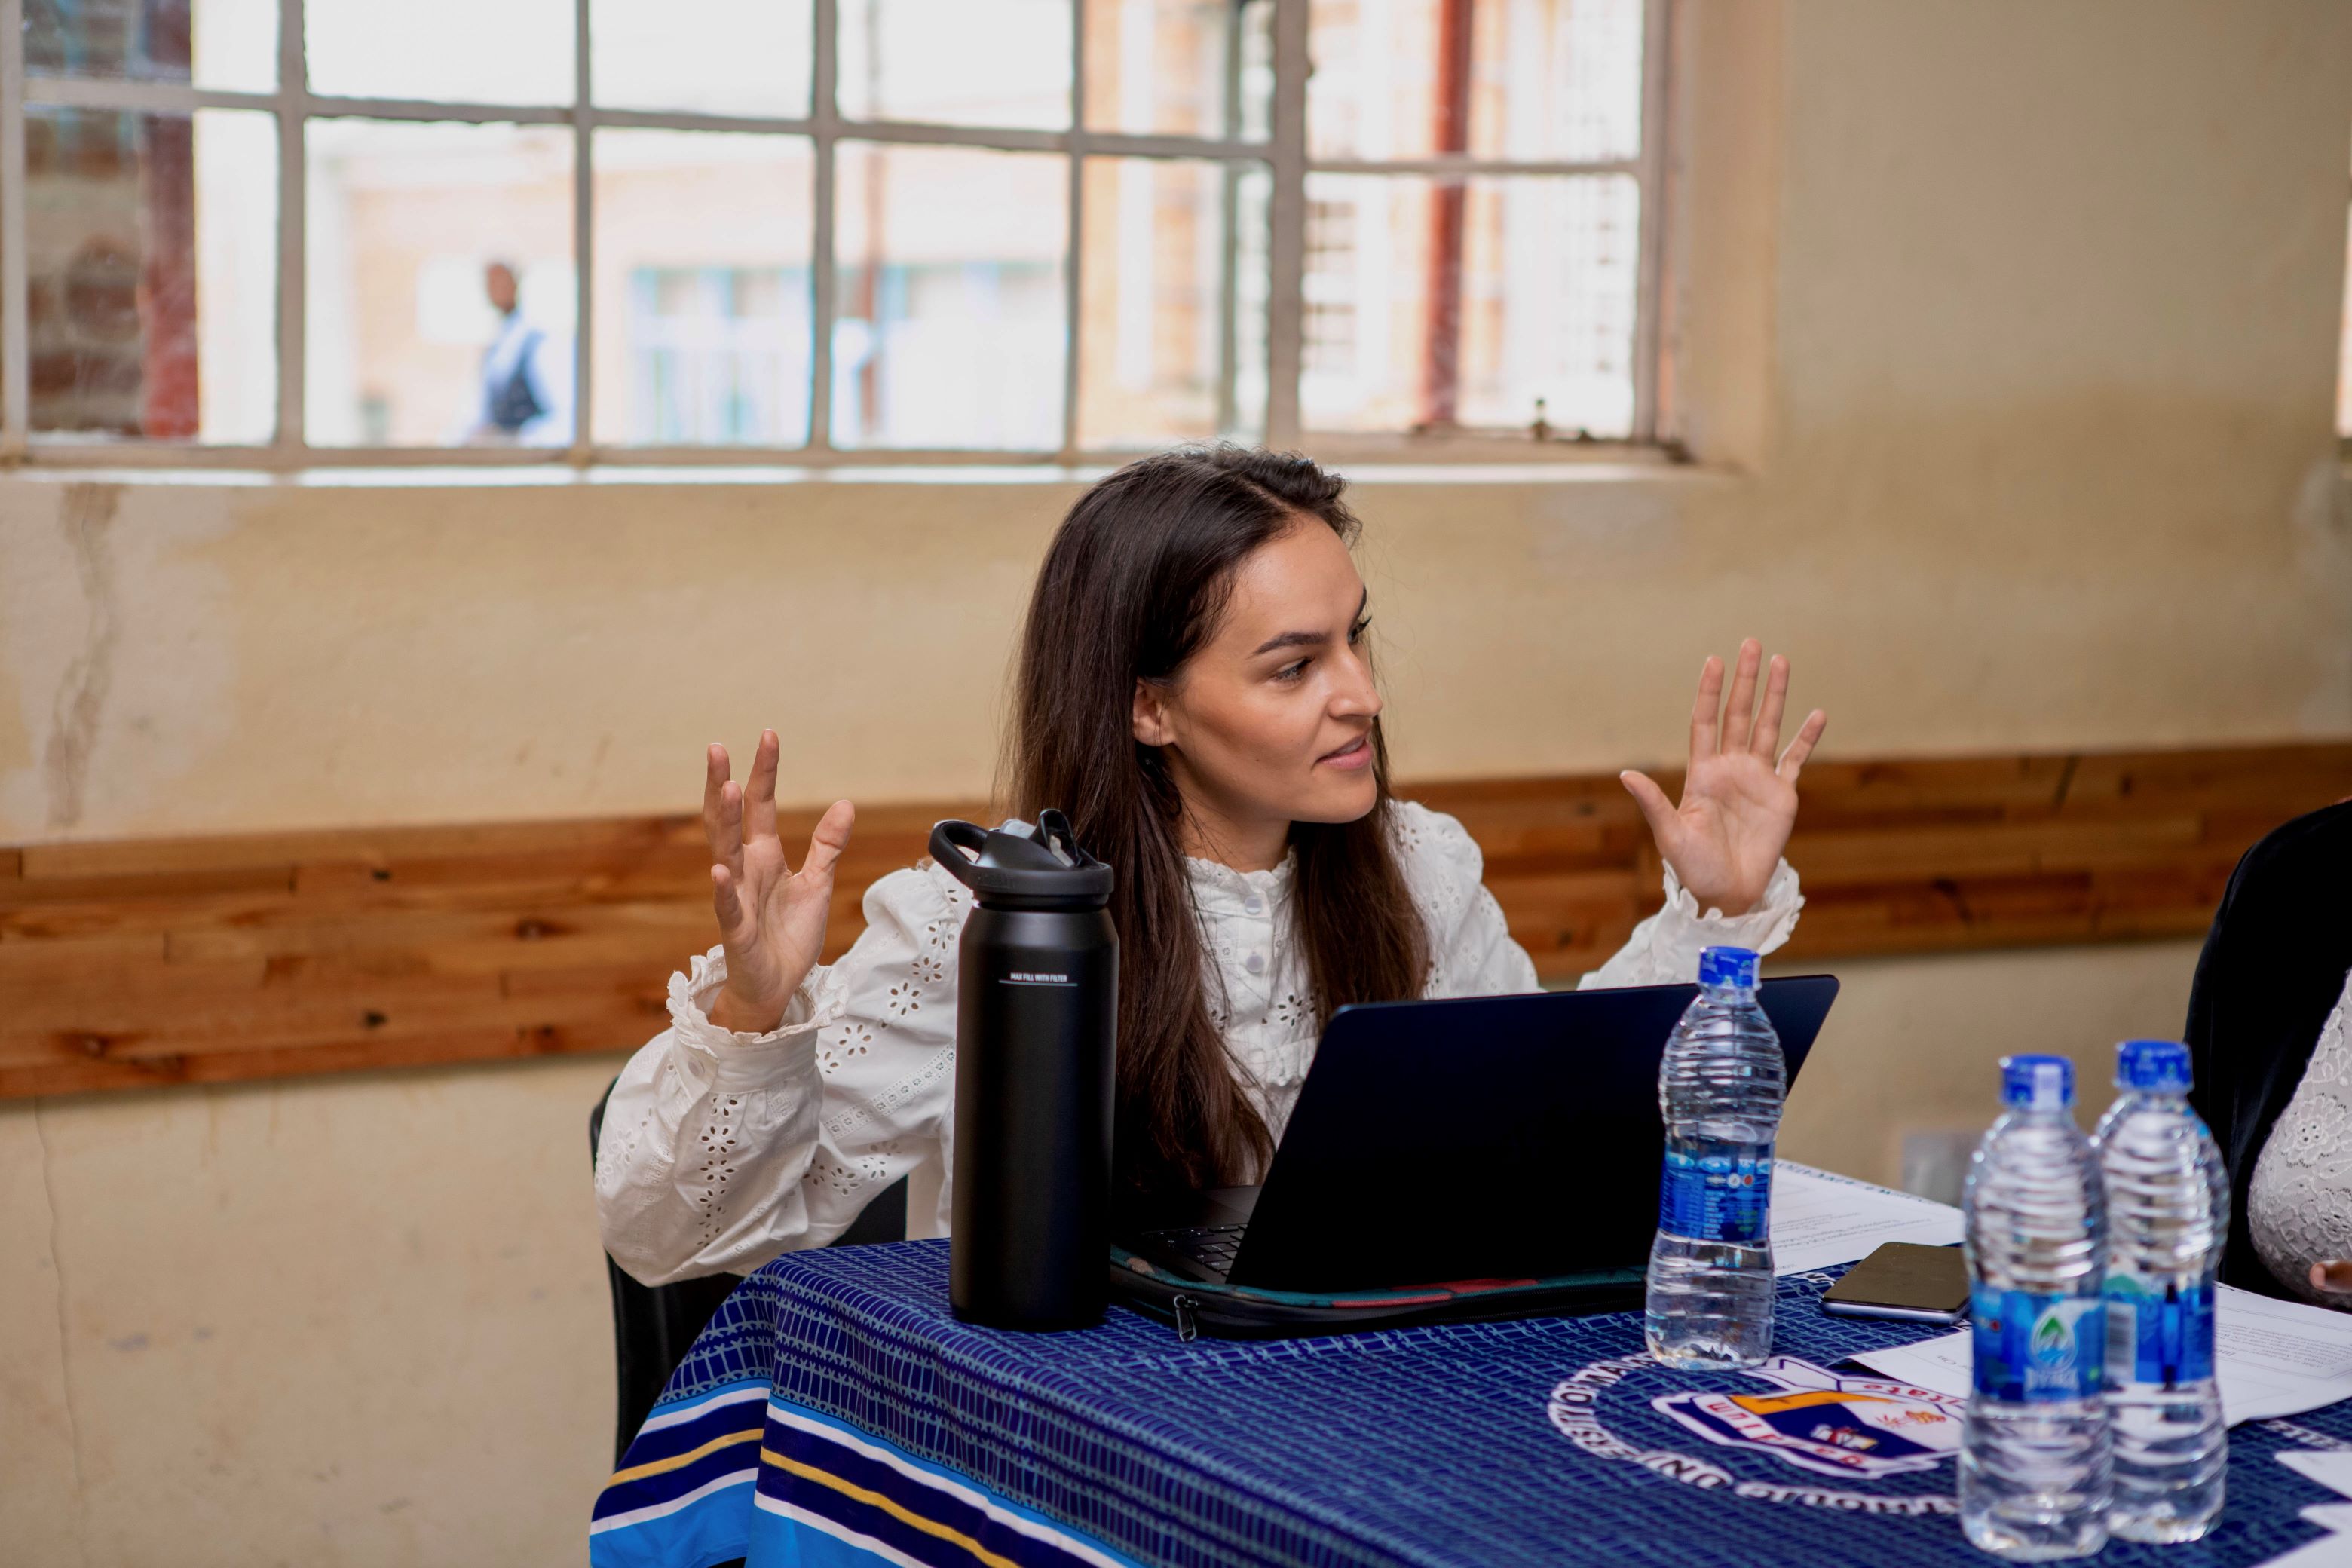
[593,862,969,1285]
[1576,859,1805,989]
[1389,797,1805,997]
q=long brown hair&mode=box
[1004,446,1429,1200]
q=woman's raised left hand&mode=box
[1620,639,1827,917]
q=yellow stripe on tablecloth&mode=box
[764,1446,1022,1568]
[608,1426,763,1487]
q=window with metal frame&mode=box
[2338,132,2352,451]
[0,0,1668,468]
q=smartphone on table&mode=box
[1820,1242,1971,1325]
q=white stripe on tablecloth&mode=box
[590,1467,759,1536]
[638,1381,770,1435]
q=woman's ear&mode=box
[1132,679,1176,748]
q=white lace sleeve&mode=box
[1391,800,1543,998]
[2246,968,2352,1303]
[1576,859,1805,990]
[593,863,966,1285]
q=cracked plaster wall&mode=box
[0,1057,620,1568]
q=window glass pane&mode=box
[593,0,812,118]
[1077,157,1268,448]
[1307,0,1643,163]
[306,120,574,446]
[308,0,574,106]
[27,0,277,93]
[1300,173,1637,437]
[27,106,277,442]
[837,0,1071,130]
[1082,0,1270,142]
[834,142,1066,449]
[593,131,814,446]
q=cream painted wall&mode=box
[0,1056,622,1567]
[1,452,2345,841]
[5,2,2352,1563]
[1777,939,2207,1193]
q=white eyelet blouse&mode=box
[2246,967,2352,1303]
[594,798,1806,1285]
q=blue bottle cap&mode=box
[1698,946,1759,990]
[2116,1039,2192,1093]
[2001,1054,2075,1111]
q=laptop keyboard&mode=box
[1147,1223,1248,1278]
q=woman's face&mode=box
[1133,519,1383,853]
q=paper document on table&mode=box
[2283,1453,2352,1496]
[2271,1457,2352,1568]
[1769,1162,1964,1276]
[2252,1532,2352,1567]
[1851,1284,2352,1426]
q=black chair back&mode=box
[590,1082,908,1464]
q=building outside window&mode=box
[628,266,812,446]
[2,0,1667,465]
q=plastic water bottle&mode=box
[2095,1039,2228,1542]
[1645,945,1783,1371]
[1960,1055,2112,1560]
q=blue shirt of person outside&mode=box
[467,260,571,446]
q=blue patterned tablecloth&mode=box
[590,1240,2352,1568]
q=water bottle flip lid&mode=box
[1698,946,1759,990]
[929,810,1114,907]
[2001,1053,2075,1110]
[2116,1038,2193,1093]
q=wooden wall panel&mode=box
[2,742,2344,1099]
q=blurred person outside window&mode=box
[461,259,573,446]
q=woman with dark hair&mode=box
[596,447,1829,1285]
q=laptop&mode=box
[1118,976,1839,1297]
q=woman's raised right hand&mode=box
[701,730,856,1035]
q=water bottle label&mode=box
[1969,1288,2104,1401]
[2104,1278,2216,1386]
[1656,1146,1773,1245]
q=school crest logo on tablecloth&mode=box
[1649,1356,1965,1481]
[1546,1340,1965,1517]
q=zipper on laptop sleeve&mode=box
[1173,1294,1200,1343]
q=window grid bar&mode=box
[570,0,593,463]
[1630,0,1672,444]
[1263,0,1307,445]
[822,120,1273,160]
[1214,6,1248,439]
[276,0,308,451]
[20,75,1294,161]
[13,0,1669,466]
[1059,0,1085,461]
[583,104,821,136]
[1305,155,1638,178]
[807,0,838,451]
[0,0,27,455]
[18,71,1637,177]
[23,76,279,114]
[5,435,1662,472]
[3,441,1101,470]
[9,75,1355,173]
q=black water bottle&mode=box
[930,810,1117,1330]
